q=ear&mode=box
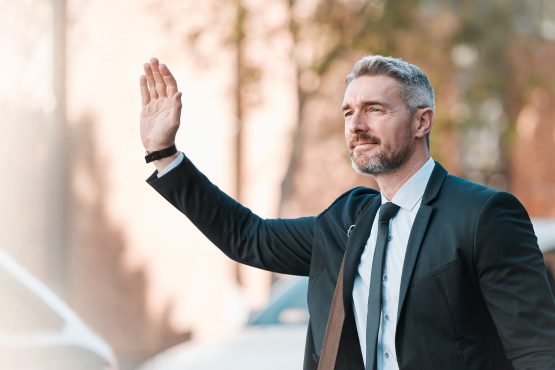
[414,107,434,140]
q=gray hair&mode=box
[346,55,435,149]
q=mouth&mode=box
[355,142,376,147]
[351,141,378,150]
[349,134,381,151]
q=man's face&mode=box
[342,75,415,175]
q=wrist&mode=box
[145,143,177,163]
[153,151,180,173]
[146,145,171,152]
[145,142,175,153]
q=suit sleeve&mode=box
[475,191,555,369]
[146,154,314,276]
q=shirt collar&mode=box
[381,157,436,212]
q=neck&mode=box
[374,147,430,201]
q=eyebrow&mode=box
[341,101,389,112]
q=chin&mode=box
[350,154,377,175]
[352,152,372,167]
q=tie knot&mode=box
[379,202,400,221]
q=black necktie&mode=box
[366,202,400,370]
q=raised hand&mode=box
[140,58,182,154]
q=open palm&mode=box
[140,58,182,152]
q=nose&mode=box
[346,110,369,134]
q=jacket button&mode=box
[312,354,318,363]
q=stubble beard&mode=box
[349,130,412,176]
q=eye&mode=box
[371,108,381,112]
[345,111,353,117]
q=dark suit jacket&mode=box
[147,156,555,370]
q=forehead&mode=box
[342,75,402,107]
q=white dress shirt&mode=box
[352,157,435,370]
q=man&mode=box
[139,55,555,370]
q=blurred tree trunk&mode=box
[234,0,246,204]
[279,0,306,216]
[48,0,68,296]
[233,0,247,286]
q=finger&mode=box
[140,75,150,106]
[160,64,178,97]
[144,63,158,100]
[150,58,167,98]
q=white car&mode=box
[136,218,555,370]
[533,218,555,294]
[533,218,555,253]
[137,276,309,370]
[0,248,118,370]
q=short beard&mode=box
[349,132,412,176]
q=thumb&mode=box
[172,92,183,121]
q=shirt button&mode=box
[388,235,393,241]
[385,314,389,321]
[384,275,388,281]
[385,352,390,359]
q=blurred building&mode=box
[511,89,555,218]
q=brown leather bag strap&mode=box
[318,195,378,370]
[318,259,346,370]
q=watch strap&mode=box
[145,144,177,163]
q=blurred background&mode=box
[1,0,555,369]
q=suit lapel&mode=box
[343,196,382,313]
[396,204,432,322]
[397,162,448,322]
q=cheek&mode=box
[387,122,411,144]
[344,127,352,144]
[371,117,389,136]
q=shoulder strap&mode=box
[347,195,379,237]
[318,194,379,370]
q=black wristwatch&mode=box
[145,144,178,163]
